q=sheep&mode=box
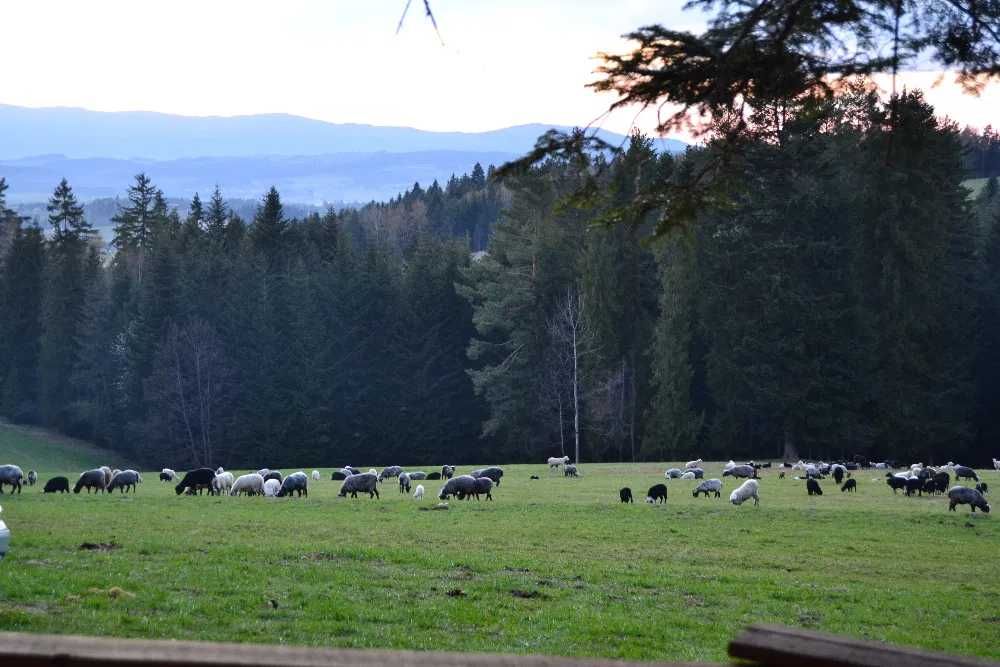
[339,472,380,499]
[263,471,283,484]
[664,468,682,479]
[398,472,411,494]
[679,471,696,480]
[620,487,634,503]
[885,474,907,494]
[175,468,217,495]
[0,465,24,494]
[43,476,70,493]
[366,468,377,476]
[311,470,321,481]
[904,477,924,496]
[441,465,455,479]
[976,482,989,495]
[778,471,786,479]
[160,468,176,482]
[954,465,979,482]
[806,478,823,496]
[408,471,428,480]
[831,464,846,485]
[548,456,570,470]
[263,479,281,497]
[427,472,442,480]
[692,479,722,498]
[471,466,503,486]
[723,460,736,471]
[378,466,403,482]
[331,471,349,481]
[212,471,235,495]
[256,468,271,478]
[74,469,107,494]
[685,458,703,469]
[413,484,425,500]
[993,458,999,473]
[277,472,308,498]
[803,464,820,479]
[26,470,37,486]
[107,470,141,494]
[874,462,889,470]
[722,464,756,479]
[231,473,266,497]
[687,467,705,479]
[948,486,991,513]
[564,464,579,477]
[730,479,760,506]
[99,466,113,488]
[216,467,225,475]
[645,484,668,504]
[841,479,857,492]
[931,471,951,494]
[438,475,477,500]
[472,477,494,500]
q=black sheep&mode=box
[645,484,667,504]
[43,476,70,493]
[886,474,907,494]
[932,471,951,494]
[904,477,923,496]
[159,471,173,482]
[426,472,442,480]
[832,467,845,485]
[841,479,857,493]
[976,482,989,495]
[472,477,494,501]
[175,468,216,495]
[263,471,283,484]
[472,466,503,486]
[619,487,633,503]
[954,465,979,482]
[807,478,823,496]
[331,471,348,481]
[923,478,939,495]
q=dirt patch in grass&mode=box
[511,589,547,599]
[78,542,119,551]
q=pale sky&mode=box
[2,1,997,140]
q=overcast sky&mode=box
[2,1,997,140]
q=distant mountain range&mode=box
[0,104,686,205]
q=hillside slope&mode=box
[0,420,128,474]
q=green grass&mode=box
[0,458,998,663]
[0,420,128,473]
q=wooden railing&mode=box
[0,624,996,667]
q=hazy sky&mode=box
[2,1,997,139]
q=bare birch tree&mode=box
[546,286,597,464]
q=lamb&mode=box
[438,475,477,500]
[730,479,760,506]
[685,458,703,469]
[277,472,308,498]
[976,482,989,495]
[471,466,503,486]
[473,477,494,500]
[311,470,321,481]
[548,456,570,470]
[0,465,24,494]
[948,486,991,513]
[692,478,722,498]
[212,471,235,495]
[664,468,682,479]
[954,465,979,482]
[722,464,756,479]
[107,470,141,494]
[806,478,823,496]
[645,484,668,504]
[231,473,266,497]
[841,479,857,492]
[160,468,176,482]
[26,470,37,486]
[175,468,217,495]
[564,464,579,477]
[413,484,425,500]
[687,467,705,479]
[408,471,428,480]
[378,466,403,482]
[679,471,696,480]
[620,487,634,503]
[263,479,281,497]
[43,476,70,493]
[339,472,380,499]
[398,472,411,494]
[441,465,455,479]
[74,469,107,494]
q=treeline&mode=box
[960,125,1000,179]
[1,90,999,468]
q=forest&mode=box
[1,89,999,469]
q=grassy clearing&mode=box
[0,458,998,663]
[0,420,127,473]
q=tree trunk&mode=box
[572,319,580,465]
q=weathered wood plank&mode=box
[0,632,709,667]
[728,623,999,667]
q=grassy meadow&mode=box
[0,431,998,662]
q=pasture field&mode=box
[0,459,998,663]
[0,420,127,473]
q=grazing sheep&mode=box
[212,472,235,495]
[378,466,403,482]
[954,465,979,482]
[263,471,283,484]
[100,466,113,488]
[904,477,924,496]
[339,472,380,499]
[43,476,70,493]
[664,468,682,479]
[722,464,756,479]
[175,468,217,495]
[413,484,425,500]
[26,470,37,486]
[620,487,634,503]
[645,483,668,504]
[263,479,281,497]
[806,478,823,496]
[993,458,999,473]
[408,471,428,480]
[216,467,225,475]
[107,470,141,494]
[74,469,107,494]
[685,458,703,469]
[331,471,348,481]
[277,472,308,498]
[778,471,786,479]
[730,479,760,506]
[564,464,579,477]
[311,470,321,481]
[686,467,705,479]
[976,482,989,495]
[471,466,504,486]
[256,468,271,478]
[0,465,24,494]
[841,479,857,493]
[723,460,736,471]
[679,471,696,480]
[367,468,377,476]
[548,456,570,470]
[473,477,494,500]
[948,486,991,513]
[231,473,266,497]
[160,468,176,482]
[692,479,723,498]
[885,474,907,494]
[831,465,846,485]
[931,471,951,494]
[441,465,455,479]
[427,472,442,480]
[438,475,477,500]
[398,472,411,494]
[803,464,821,479]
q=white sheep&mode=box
[368,468,377,475]
[547,456,570,470]
[723,460,736,471]
[311,470,321,481]
[685,458,703,469]
[216,467,225,475]
[231,473,265,496]
[874,462,888,469]
[212,471,235,495]
[679,471,696,480]
[263,478,281,497]
[413,484,425,500]
[993,458,999,473]
[730,479,760,506]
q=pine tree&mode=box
[47,178,92,244]
[252,187,287,271]
[1,225,46,422]
[112,173,162,284]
